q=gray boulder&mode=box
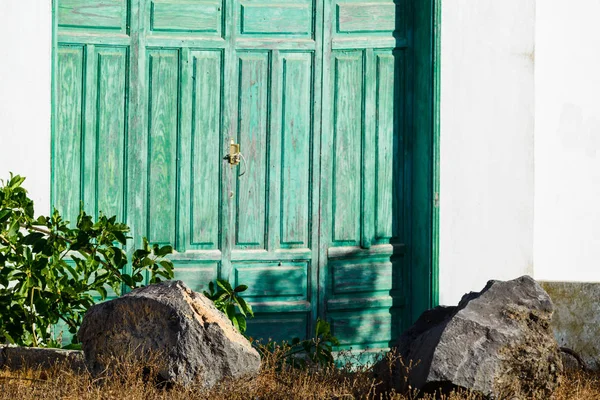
[78,280,261,388]
[377,276,563,398]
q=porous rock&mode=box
[377,276,563,399]
[0,345,84,371]
[78,280,261,388]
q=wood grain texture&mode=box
[55,46,84,223]
[150,0,222,34]
[82,45,98,216]
[336,2,397,34]
[375,52,396,242]
[96,48,128,219]
[59,0,127,31]
[240,2,312,36]
[234,262,308,299]
[190,51,223,249]
[235,53,269,249]
[332,261,393,294]
[332,52,363,245]
[147,49,179,245]
[172,261,218,292]
[280,53,312,248]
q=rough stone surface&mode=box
[377,276,563,399]
[0,346,84,371]
[78,280,261,388]
[540,281,600,371]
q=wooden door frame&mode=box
[50,0,441,322]
[409,0,441,321]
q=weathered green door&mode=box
[54,0,411,352]
[319,1,408,354]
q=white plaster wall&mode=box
[439,1,536,305]
[534,0,600,282]
[0,1,52,215]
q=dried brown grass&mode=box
[0,351,598,400]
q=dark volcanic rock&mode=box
[377,276,563,399]
[78,280,260,388]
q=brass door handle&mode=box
[223,139,241,166]
[223,139,247,176]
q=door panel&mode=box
[246,313,309,343]
[55,46,84,222]
[58,0,128,32]
[54,0,411,350]
[235,52,269,250]
[374,51,399,242]
[96,48,128,220]
[321,0,408,352]
[237,0,314,38]
[150,0,223,34]
[147,49,179,245]
[331,51,363,246]
[188,50,223,250]
[336,3,398,34]
[278,52,313,248]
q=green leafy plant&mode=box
[0,174,175,347]
[257,318,340,370]
[204,279,254,334]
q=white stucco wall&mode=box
[0,1,52,216]
[439,1,536,305]
[534,0,600,282]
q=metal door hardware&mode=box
[224,139,241,166]
[223,139,247,176]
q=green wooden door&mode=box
[319,0,408,354]
[54,0,412,351]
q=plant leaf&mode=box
[96,286,108,300]
[234,284,248,293]
[22,232,45,245]
[235,296,254,318]
[235,313,246,334]
[155,245,173,257]
[0,209,11,223]
[217,279,234,293]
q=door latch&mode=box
[223,139,247,176]
[223,139,241,166]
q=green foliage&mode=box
[257,318,340,370]
[0,174,175,347]
[204,279,254,334]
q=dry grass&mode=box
[0,352,598,400]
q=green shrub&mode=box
[0,174,174,347]
[203,279,254,334]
